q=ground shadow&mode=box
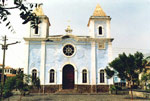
[124,96,150,100]
[35,98,53,101]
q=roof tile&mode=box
[93,4,106,16]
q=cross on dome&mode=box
[65,25,73,34]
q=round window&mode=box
[63,44,75,56]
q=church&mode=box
[24,4,114,93]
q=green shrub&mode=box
[116,86,122,90]
[110,85,116,91]
[3,90,13,98]
[110,85,122,94]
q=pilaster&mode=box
[91,42,96,85]
[24,41,29,75]
[108,42,112,63]
[40,41,46,85]
[108,42,113,85]
[89,20,95,38]
[106,20,111,38]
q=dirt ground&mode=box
[4,94,150,101]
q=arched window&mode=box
[82,69,87,83]
[100,70,105,83]
[35,26,39,34]
[50,69,55,83]
[98,26,103,35]
[32,69,37,82]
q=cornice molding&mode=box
[24,36,114,43]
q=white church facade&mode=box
[24,4,114,93]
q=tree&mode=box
[140,56,150,90]
[32,77,41,93]
[0,0,41,33]
[141,73,150,90]
[15,71,41,100]
[15,71,31,101]
[105,52,147,100]
[0,71,30,100]
[0,69,40,101]
[0,0,41,99]
[3,76,16,98]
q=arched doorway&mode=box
[62,64,74,89]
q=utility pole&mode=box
[0,35,20,100]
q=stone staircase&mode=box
[55,89,78,94]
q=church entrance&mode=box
[62,64,74,89]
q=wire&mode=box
[113,47,150,51]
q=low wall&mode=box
[30,85,109,93]
[129,91,150,98]
[110,90,129,95]
[97,85,109,92]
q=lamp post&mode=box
[0,35,20,100]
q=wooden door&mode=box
[63,64,74,89]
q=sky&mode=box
[0,0,150,68]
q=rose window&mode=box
[63,44,75,56]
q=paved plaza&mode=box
[4,94,150,101]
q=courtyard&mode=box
[4,94,150,101]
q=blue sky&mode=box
[43,0,150,56]
[46,0,150,48]
[0,0,149,67]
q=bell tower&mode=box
[88,4,114,88]
[27,5,50,38]
[88,4,111,38]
